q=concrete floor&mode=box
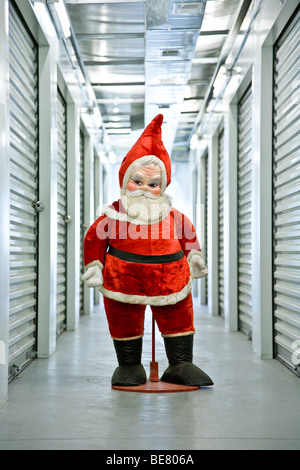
[0,303,299,450]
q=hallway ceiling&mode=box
[63,0,247,161]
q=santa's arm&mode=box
[175,211,208,279]
[81,215,110,287]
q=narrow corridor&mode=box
[1,305,299,450]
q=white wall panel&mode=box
[83,135,95,315]
[66,102,80,331]
[37,37,58,359]
[208,133,220,317]
[223,106,238,331]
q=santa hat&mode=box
[119,114,171,192]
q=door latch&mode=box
[32,200,45,213]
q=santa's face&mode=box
[122,162,171,224]
[126,164,162,198]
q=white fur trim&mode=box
[162,331,195,338]
[112,334,143,341]
[102,205,130,222]
[99,276,193,307]
[85,260,104,270]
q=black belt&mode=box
[107,246,184,265]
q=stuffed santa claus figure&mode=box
[81,114,213,387]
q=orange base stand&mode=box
[112,381,200,393]
[112,315,200,394]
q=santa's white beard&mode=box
[121,190,172,224]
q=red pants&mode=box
[103,293,195,340]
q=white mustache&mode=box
[121,191,172,224]
[125,189,159,199]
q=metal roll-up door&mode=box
[203,152,208,305]
[218,130,225,317]
[80,130,85,315]
[237,86,253,338]
[57,90,68,335]
[273,9,300,375]
[9,3,39,380]
[192,168,199,299]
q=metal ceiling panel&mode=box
[145,0,169,29]
[150,0,206,30]
[144,0,206,154]
[67,1,145,148]
[175,0,250,155]
[67,3,145,34]
[63,0,247,159]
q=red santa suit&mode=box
[82,114,213,387]
[83,114,205,339]
[84,200,201,338]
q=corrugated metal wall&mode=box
[56,90,68,336]
[237,85,253,338]
[273,8,300,375]
[218,129,225,317]
[80,130,85,315]
[8,3,39,380]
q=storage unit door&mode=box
[57,90,68,335]
[205,153,209,303]
[80,130,85,315]
[9,4,39,380]
[218,130,225,317]
[237,86,253,338]
[203,152,208,305]
[273,9,300,375]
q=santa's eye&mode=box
[132,179,142,186]
[149,182,159,188]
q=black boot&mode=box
[161,335,214,387]
[112,337,146,386]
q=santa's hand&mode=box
[189,253,208,279]
[81,265,104,287]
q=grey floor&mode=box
[0,303,299,450]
